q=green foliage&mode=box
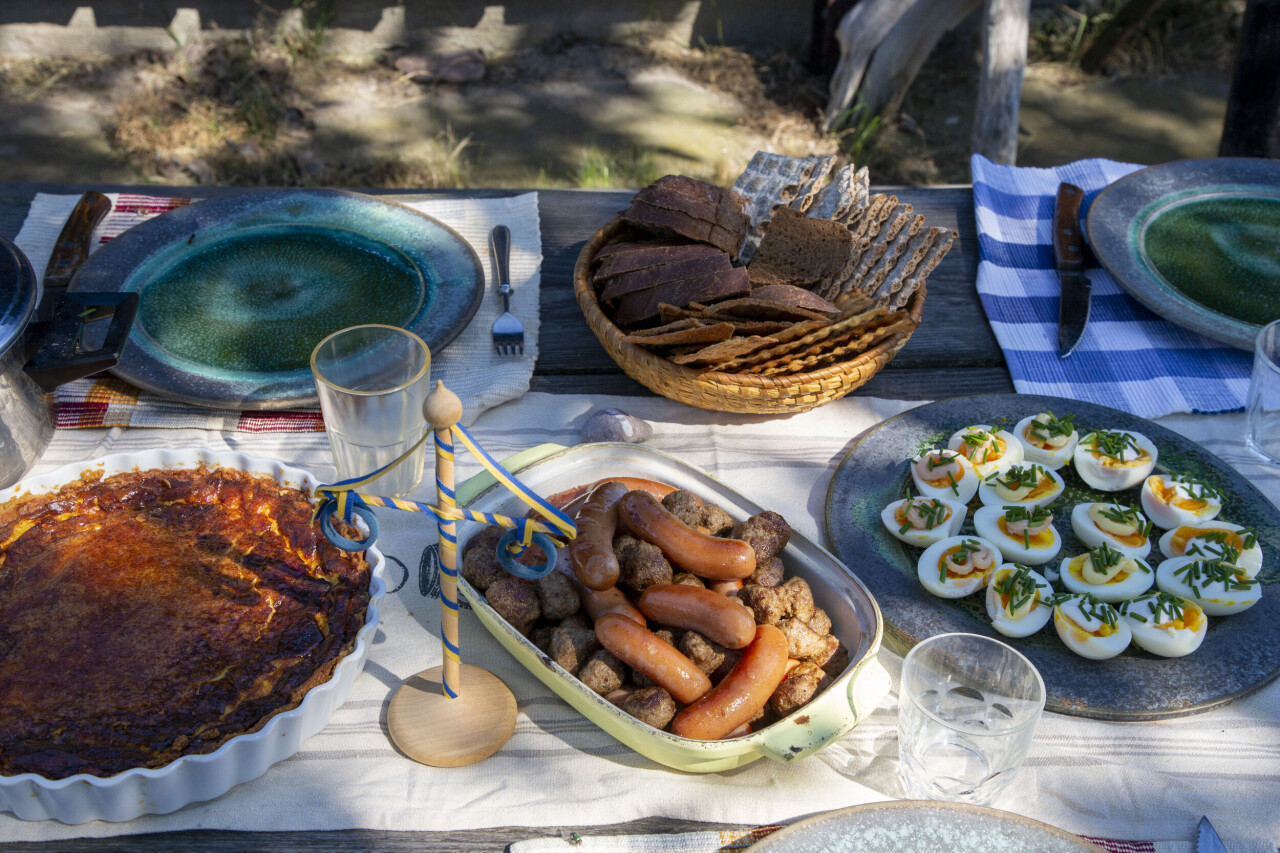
[832,100,883,166]
[573,146,660,189]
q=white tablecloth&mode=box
[4,393,1278,848]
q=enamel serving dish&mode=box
[0,448,386,823]
[455,442,889,773]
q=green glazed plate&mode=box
[824,394,1280,721]
[1086,158,1280,351]
[69,189,483,409]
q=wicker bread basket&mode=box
[574,220,926,414]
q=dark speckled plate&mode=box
[69,189,483,409]
[1087,158,1280,351]
[825,394,1280,720]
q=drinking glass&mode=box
[897,633,1045,806]
[311,324,431,497]
[1246,319,1280,465]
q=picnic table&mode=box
[0,182,1273,853]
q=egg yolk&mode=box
[999,589,1041,617]
[1154,479,1208,512]
[939,545,988,578]
[926,468,965,488]
[895,503,950,530]
[1024,477,1057,500]
[961,435,1006,464]
[1070,556,1131,585]
[1155,605,1204,632]
[997,518,1054,548]
[1098,525,1148,548]
[1171,526,1244,554]
[1056,609,1118,640]
[1023,423,1069,450]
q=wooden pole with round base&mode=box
[385,380,518,767]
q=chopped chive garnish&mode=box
[1026,411,1076,442]
[1082,429,1143,461]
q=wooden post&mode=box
[822,0,918,131]
[1220,0,1280,158]
[385,380,517,768]
[971,0,1031,165]
[859,0,984,118]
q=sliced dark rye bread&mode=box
[613,267,750,327]
[746,207,853,288]
[594,241,723,279]
[620,201,745,259]
[599,253,733,303]
[635,179,750,233]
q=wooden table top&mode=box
[0,182,1002,852]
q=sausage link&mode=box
[568,481,630,590]
[638,584,756,649]
[708,578,744,596]
[594,613,712,705]
[617,491,756,580]
[671,624,789,740]
[594,477,676,500]
[576,581,646,626]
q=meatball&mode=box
[739,577,815,625]
[485,576,541,633]
[749,556,785,588]
[530,625,554,653]
[613,533,641,566]
[620,686,677,730]
[661,490,702,527]
[461,527,506,591]
[820,641,850,676]
[671,572,706,588]
[777,617,837,662]
[535,571,580,621]
[732,511,791,562]
[550,625,600,675]
[697,503,735,536]
[678,630,726,676]
[578,650,626,694]
[559,613,591,632]
[808,607,832,637]
[769,661,828,717]
[620,540,672,591]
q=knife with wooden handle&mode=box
[37,191,112,321]
[1054,182,1091,358]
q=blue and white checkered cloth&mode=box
[971,154,1251,418]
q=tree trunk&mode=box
[1220,0,1280,157]
[1079,0,1170,75]
[971,0,1031,165]
[860,0,984,118]
[822,0,919,131]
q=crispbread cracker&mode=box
[704,298,833,324]
[750,313,913,376]
[707,307,888,372]
[671,335,779,366]
[623,322,735,347]
[732,153,835,265]
[807,164,870,223]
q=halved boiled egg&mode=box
[947,425,1023,477]
[1058,542,1154,603]
[973,504,1061,565]
[1140,474,1222,529]
[1073,429,1158,492]
[881,496,968,547]
[1071,503,1153,559]
[917,535,1001,598]
[977,463,1065,509]
[986,563,1054,638]
[1117,592,1207,657]
[910,449,980,504]
[1052,593,1132,660]
[1157,520,1263,577]
[1156,555,1262,616]
[1013,411,1079,470]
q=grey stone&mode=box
[580,408,652,444]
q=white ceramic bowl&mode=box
[0,448,386,823]
[456,442,888,773]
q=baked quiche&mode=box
[0,465,370,779]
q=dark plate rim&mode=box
[68,188,484,410]
[824,393,1280,721]
[1085,157,1280,352]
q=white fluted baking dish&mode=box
[0,448,386,823]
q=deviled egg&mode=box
[986,563,1054,638]
[1140,474,1222,529]
[917,535,1001,598]
[910,449,980,504]
[973,504,1062,565]
[881,496,968,547]
[977,463,1065,509]
[1158,520,1263,577]
[1117,592,1207,658]
[1156,555,1262,616]
[1071,503,1153,559]
[1073,429,1158,492]
[1059,542,1154,603]
[947,425,1023,477]
[1013,411,1079,469]
[1052,593,1132,660]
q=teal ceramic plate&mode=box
[824,394,1280,721]
[1086,158,1280,351]
[749,801,1103,852]
[69,189,483,409]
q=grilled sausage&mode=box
[671,624,789,740]
[638,584,756,649]
[594,612,711,705]
[568,481,630,590]
[617,491,755,580]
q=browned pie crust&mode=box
[0,465,370,780]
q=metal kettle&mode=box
[0,234,137,489]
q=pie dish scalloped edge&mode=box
[0,447,386,824]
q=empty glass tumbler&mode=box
[897,633,1046,806]
[311,325,431,497]
[1247,319,1280,465]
